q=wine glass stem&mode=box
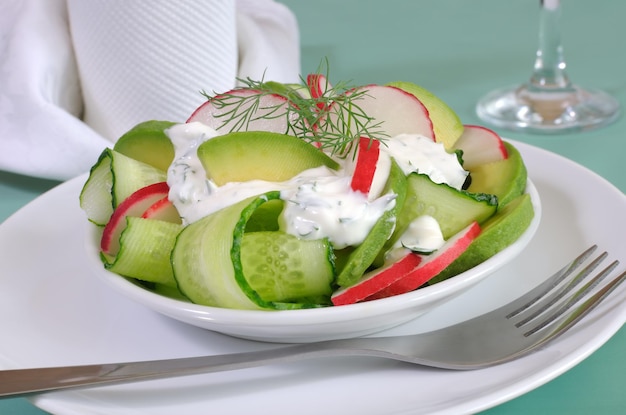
[528,0,572,91]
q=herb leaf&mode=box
[200,62,387,158]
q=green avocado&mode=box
[467,141,527,208]
[113,120,176,172]
[196,131,339,185]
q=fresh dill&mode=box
[199,62,387,158]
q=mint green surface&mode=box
[1,0,624,413]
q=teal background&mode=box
[1,0,624,413]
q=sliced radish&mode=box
[452,125,508,170]
[141,196,182,224]
[187,89,291,134]
[331,251,422,306]
[325,84,435,141]
[101,182,170,256]
[365,221,481,301]
[307,73,332,110]
[350,137,381,195]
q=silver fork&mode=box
[1,245,624,398]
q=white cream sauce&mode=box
[165,125,465,250]
[381,133,468,190]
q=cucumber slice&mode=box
[244,199,283,232]
[172,192,335,310]
[103,216,182,287]
[109,150,167,207]
[430,192,535,284]
[392,173,497,243]
[79,148,167,226]
[336,160,407,288]
[80,149,114,226]
[240,231,334,304]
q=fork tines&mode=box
[504,245,625,338]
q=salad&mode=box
[80,71,534,310]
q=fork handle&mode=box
[0,340,380,398]
[0,344,327,398]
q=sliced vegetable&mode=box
[187,88,291,134]
[391,173,497,242]
[79,148,167,226]
[171,192,335,310]
[196,131,339,186]
[452,124,507,170]
[430,193,535,284]
[386,81,464,149]
[336,160,407,288]
[241,231,334,304]
[350,137,381,195]
[324,84,435,141]
[113,120,176,172]
[467,141,527,208]
[100,182,170,256]
[307,73,332,110]
[103,216,182,287]
[332,251,421,306]
[141,196,182,224]
[366,221,481,300]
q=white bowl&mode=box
[87,180,541,343]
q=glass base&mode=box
[476,84,620,134]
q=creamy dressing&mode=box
[166,122,219,224]
[395,215,444,252]
[279,172,396,249]
[381,133,468,190]
[166,125,464,250]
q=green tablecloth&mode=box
[1,0,624,413]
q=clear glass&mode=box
[476,0,620,134]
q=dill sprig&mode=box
[200,63,387,158]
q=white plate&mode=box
[0,140,624,415]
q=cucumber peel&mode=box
[80,148,167,226]
[393,173,497,241]
[103,216,182,287]
[240,231,334,304]
[172,192,335,310]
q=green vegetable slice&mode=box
[102,216,182,287]
[336,160,407,288]
[394,173,498,241]
[80,148,167,226]
[172,192,335,310]
[239,231,334,304]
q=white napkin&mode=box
[0,0,300,181]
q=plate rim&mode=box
[0,139,624,415]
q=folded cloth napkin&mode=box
[0,0,300,181]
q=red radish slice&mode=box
[325,84,435,141]
[141,196,182,224]
[452,125,508,170]
[187,89,291,134]
[307,73,332,110]
[351,137,381,195]
[331,252,421,306]
[365,221,481,301]
[101,182,170,256]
